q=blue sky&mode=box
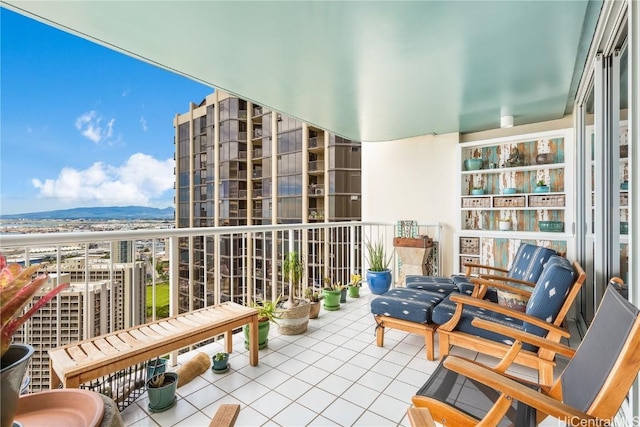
[0,8,212,215]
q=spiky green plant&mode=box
[365,238,392,272]
[250,296,282,324]
[1,254,69,358]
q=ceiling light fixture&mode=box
[500,115,514,128]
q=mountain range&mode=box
[1,206,175,220]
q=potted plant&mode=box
[305,287,322,319]
[146,371,179,412]
[322,278,342,311]
[1,254,69,427]
[535,179,550,193]
[498,214,512,231]
[471,185,484,195]
[278,251,311,335]
[365,238,393,295]
[212,352,229,372]
[348,273,362,298]
[244,296,281,350]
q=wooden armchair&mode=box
[452,243,558,300]
[433,256,586,385]
[411,285,640,426]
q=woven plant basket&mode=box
[278,298,310,335]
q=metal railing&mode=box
[1,221,441,391]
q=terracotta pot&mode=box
[309,301,321,319]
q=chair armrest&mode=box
[407,407,436,427]
[443,357,605,425]
[440,294,569,339]
[470,277,535,296]
[463,262,509,275]
[471,318,576,358]
[475,275,536,288]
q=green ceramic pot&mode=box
[322,289,341,311]
[348,285,360,298]
[243,321,270,350]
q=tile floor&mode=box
[120,289,572,426]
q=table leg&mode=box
[249,315,258,366]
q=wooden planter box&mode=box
[393,236,433,248]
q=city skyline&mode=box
[0,8,212,215]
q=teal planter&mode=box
[243,321,270,350]
[212,353,229,371]
[146,372,178,413]
[340,288,347,303]
[1,344,34,427]
[367,269,392,295]
[146,358,167,381]
[323,290,341,311]
[534,186,550,193]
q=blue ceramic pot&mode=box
[534,186,550,193]
[366,269,392,295]
[464,158,483,171]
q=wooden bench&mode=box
[49,302,259,389]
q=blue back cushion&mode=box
[508,244,557,282]
[523,255,576,336]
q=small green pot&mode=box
[348,285,360,298]
[322,289,341,311]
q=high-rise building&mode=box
[111,240,134,263]
[15,261,146,390]
[174,91,362,312]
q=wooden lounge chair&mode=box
[411,284,640,426]
[433,255,586,385]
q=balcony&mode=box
[0,222,583,426]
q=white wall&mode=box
[362,132,459,276]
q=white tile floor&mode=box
[120,289,572,427]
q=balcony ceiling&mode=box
[4,1,601,142]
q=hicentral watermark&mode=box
[555,416,637,427]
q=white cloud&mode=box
[32,153,175,207]
[75,110,115,144]
[140,117,148,131]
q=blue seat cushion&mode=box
[432,294,527,346]
[405,275,458,295]
[371,288,444,324]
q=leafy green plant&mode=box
[349,273,363,287]
[536,179,546,187]
[214,352,228,362]
[321,277,345,291]
[1,254,69,358]
[305,287,322,302]
[148,373,166,388]
[365,238,392,272]
[250,296,282,324]
[282,251,304,309]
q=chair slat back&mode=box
[561,285,640,418]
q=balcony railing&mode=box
[1,221,441,392]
